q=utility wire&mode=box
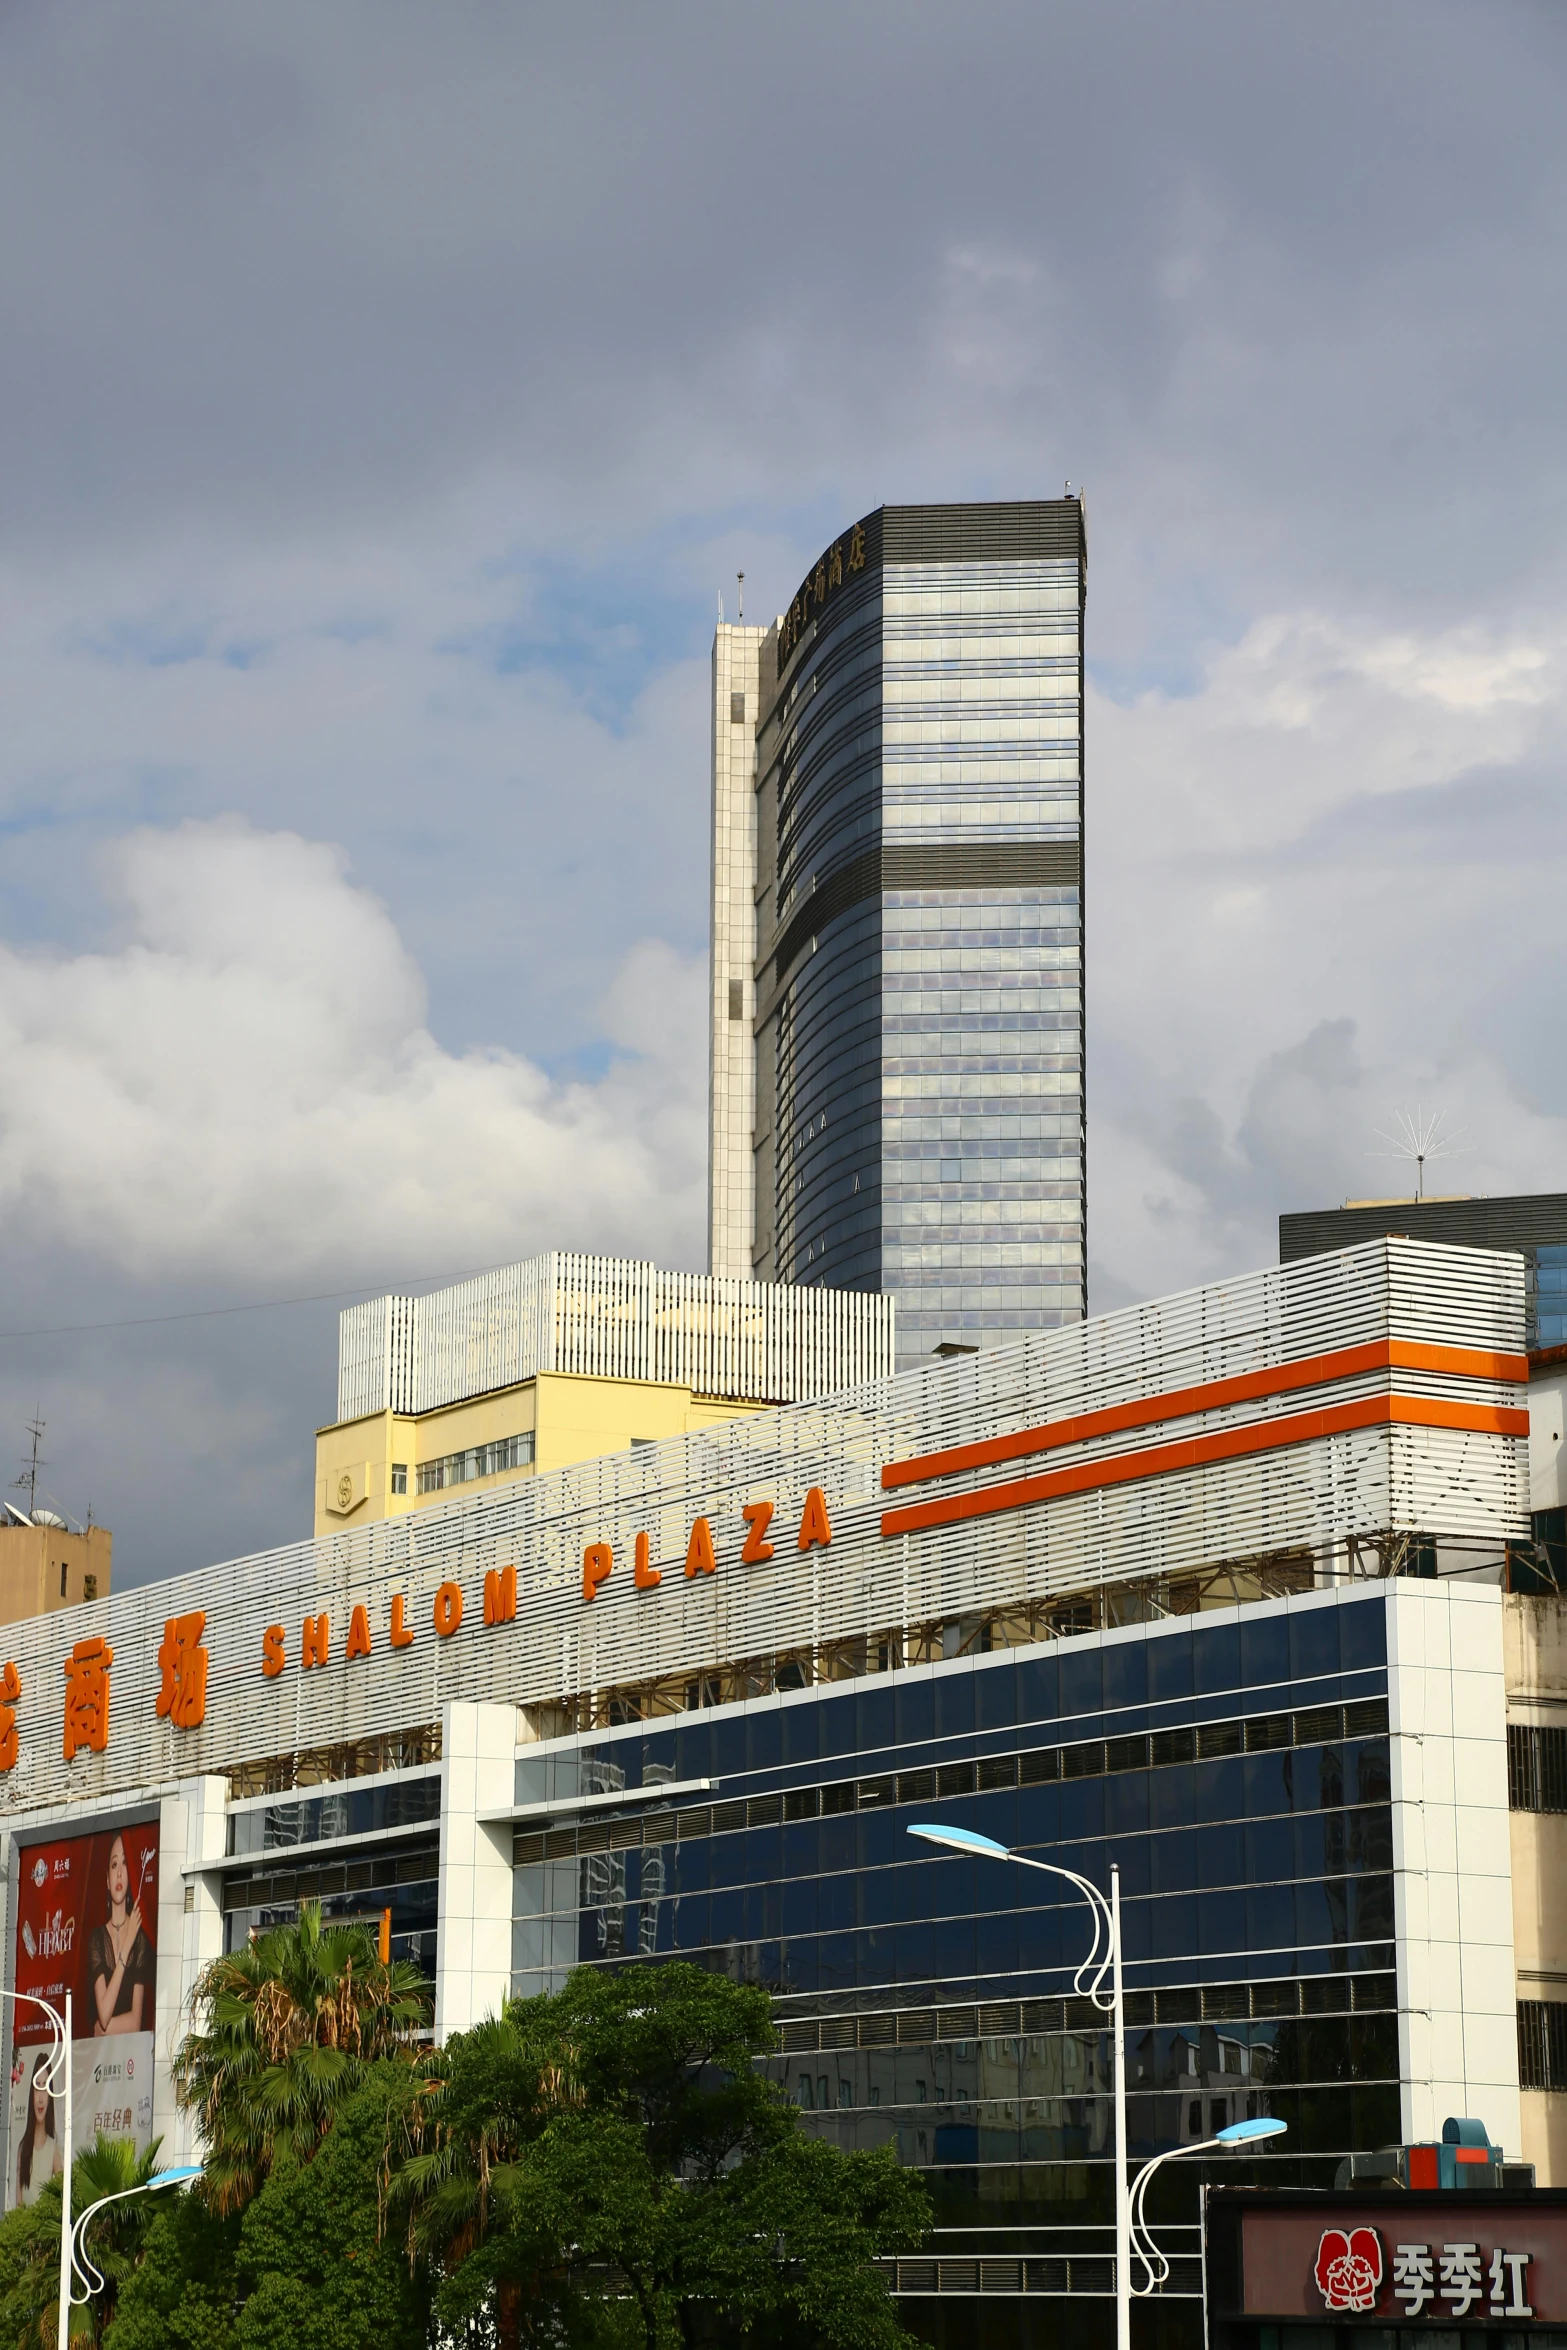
[0,1263,503,1344]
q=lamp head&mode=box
[156,2165,204,2188]
[1216,2117,1287,2145]
[905,1823,1012,1861]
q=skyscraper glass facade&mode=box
[513,1592,1401,2343]
[880,554,1084,1360]
[1533,1245,1567,1347]
[771,550,885,1295]
[747,505,1086,1368]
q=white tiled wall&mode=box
[708,623,765,1279]
[435,1700,515,2039]
[1389,1580,1522,2155]
[159,1774,226,2163]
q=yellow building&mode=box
[315,1252,896,1538]
[0,1521,111,1626]
[315,1370,771,1536]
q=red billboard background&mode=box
[8,1819,161,2207]
[12,1821,158,2051]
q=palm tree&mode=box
[65,2134,172,2345]
[391,2003,582,2349]
[0,2134,172,2348]
[173,1900,430,2212]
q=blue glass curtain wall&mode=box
[513,1598,1396,2210]
[222,1837,439,1975]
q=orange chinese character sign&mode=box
[155,1610,208,1730]
[0,1659,20,1771]
[63,1636,113,1762]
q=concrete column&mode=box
[435,1701,515,2041]
[1390,1581,1522,2157]
[156,1777,227,2165]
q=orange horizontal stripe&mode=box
[879,1392,1530,1541]
[883,1338,1528,1492]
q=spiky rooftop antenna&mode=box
[1368,1104,1471,1203]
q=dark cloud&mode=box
[0,4,1561,607]
[0,1,1560,1574]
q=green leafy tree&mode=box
[172,1901,430,2212]
[0,2173,61,2350]
[397,1963,929,2350]
[391,2008,586,2344]
[110,2068,431,2350]
[98,2187,240,2350]
[229,2071,432,2350]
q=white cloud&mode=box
[0,0,1561,1575]
[0,817,708,1286]
[1087,602,1567,1306]
[0,522,717,1073]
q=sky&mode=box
[0,0,1563,1584]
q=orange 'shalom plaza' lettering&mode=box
[42,1483,844,1745]
[582,1488,834,1603]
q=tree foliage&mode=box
[0,2132,178,2348]
[394,1963,930,2349]
[112,2072,429,2350]
[172,1902,431,2212]
[31,1952,927,2349]
[96,2186,240,2350]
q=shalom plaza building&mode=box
[5,1233,1567,2337]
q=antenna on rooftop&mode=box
[1368,1104,1471,1204]
[737,571,744,623]
[13,1409,45,1521]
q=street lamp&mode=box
[69,2163,203,2313]
[907,1821,1130,2350]
[1129,2115,1287,2294]
[0,1987,71,2350]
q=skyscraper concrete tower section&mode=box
[708,500,1086,1366]
[708,614,769,1284]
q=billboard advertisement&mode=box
[7,1820,158,2208]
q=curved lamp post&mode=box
[69,2163,203,2312]
[1130,2115,1287,2294]
[0,1983,198,2344]
[0,1987,71,2350]
[907,1821,1130,2350]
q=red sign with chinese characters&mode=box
[1241,2206,1567,2323]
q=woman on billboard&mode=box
[89,1832,153,2037]
[15,2051,62,2205]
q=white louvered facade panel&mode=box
[334,1254,898,1421]
[4,1239,1529,1821]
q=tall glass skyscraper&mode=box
[709,501,1086,1366]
